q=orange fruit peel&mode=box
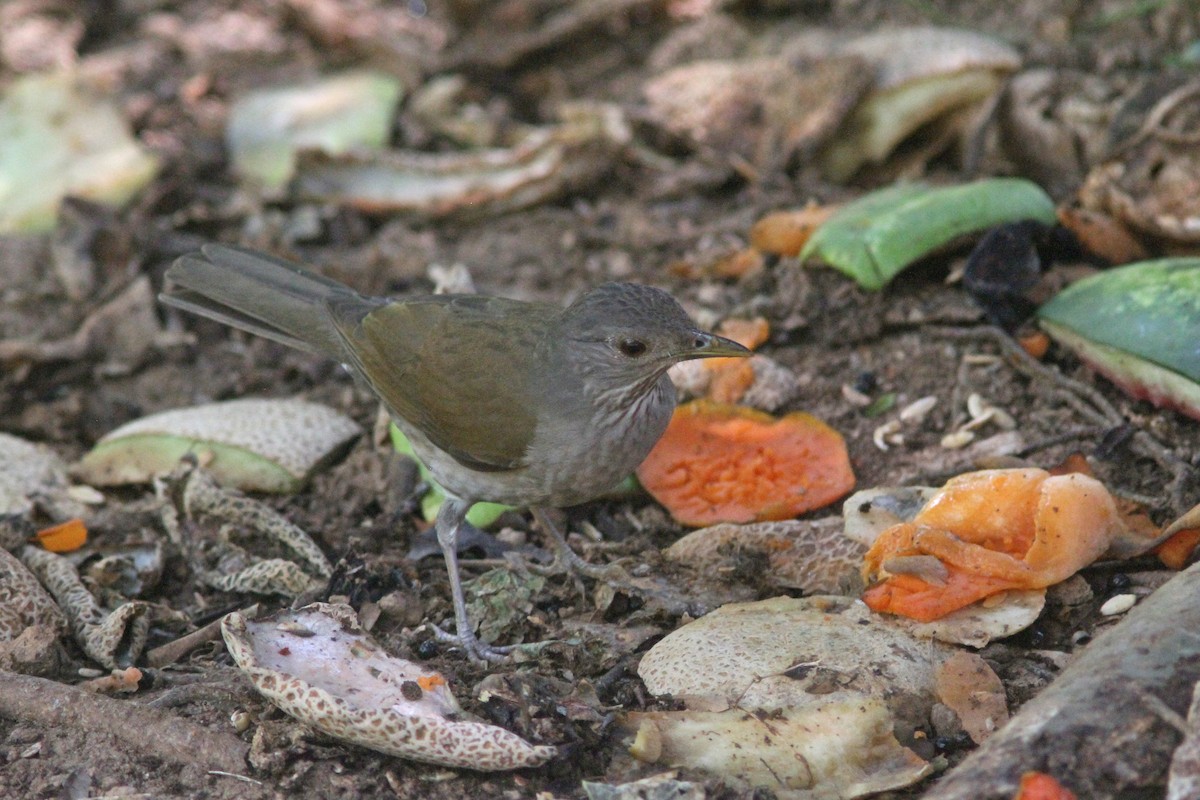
[862,469,1124,621]
[702,317,770,404]
[35,517,88,553]
[749,205,838,257]
[1013,771,1078,800]
[637,400,855,527]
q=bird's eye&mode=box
[617,338,648,357]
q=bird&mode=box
[161,244,750,661]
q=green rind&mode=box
[227,71,404,190]
[799,179,1057,291]
[1038,258,1200,384]
[388,424,511,528]
[1039,319,1200,420]
[78,435,303,493]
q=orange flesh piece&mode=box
[749,205,838,256]
[862,469,1122,620]
[1018,330,1050,360]
[1014,771,1078,800]
[417,674,446,691]
[35,518,88,553]
[863,571,1019,622]
[702,317,770,403]
[638,400,855,527]
[1156,527,1200,570]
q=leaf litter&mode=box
[2,2,1200,799]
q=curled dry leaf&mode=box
[862,468,1125,622]
[0,276,165,374]
[292,102,630,219]
[222,603,557,770]
[1077,80,1200,245]
[19,545,147,669]
[819,27,1021,182]
[637,400,855,527]
[76,398,362,493]
[934,650,1009,744]
[997,69,1116,201]
[157,462,332,598]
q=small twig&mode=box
[208,770,264,785]
[146,604,258,668]
[1108,80,1200,156]
[1016,427,1110,458]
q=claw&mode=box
[429,622,517,663]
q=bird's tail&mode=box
[160,244,375,359]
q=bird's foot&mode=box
[537,545,636,586]
[529,508,639,593]
[428,622,518,663]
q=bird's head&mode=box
[556,283,749,397]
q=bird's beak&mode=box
[686,332,752,359]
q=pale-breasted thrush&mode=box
[161,244,749,661]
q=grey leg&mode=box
[430,498,514,662]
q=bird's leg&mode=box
[430,498,515,663]
[531,507,636,586]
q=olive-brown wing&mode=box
[329,295,548,472]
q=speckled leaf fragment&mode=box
[799,179,1056,290]
[76,399,361,493]
[20,545,147,669]
[222,603,556,770]
[1038,258,1200,420]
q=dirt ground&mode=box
[2,1,1199,798]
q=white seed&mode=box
[899,395,938,423]
[967,393,988,419]
[873,420,903,451]
[67,484,106,504]
[1100,594,1137,616]
[841,383,873,407]
[963,353,1001,365]
[990,407,1017,430]
[941,430,976,449]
